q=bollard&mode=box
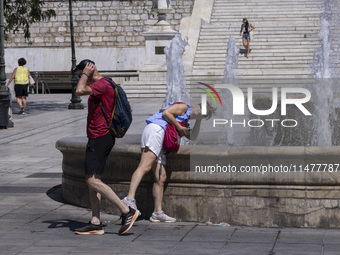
[0,97,10,128]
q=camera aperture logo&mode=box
[198,83,312,129]
[196,82,223,111]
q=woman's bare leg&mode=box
[242,38,247,49]
[127,148,157,199]
[152,163,167,212]
[22,96,27,111]
[16,96,22,108]
[247,38,250,54]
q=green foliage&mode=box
[4,0,56,40]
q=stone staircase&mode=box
[192,0,324,80]
[121,80,167,99]
[123,0,326,99]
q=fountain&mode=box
[164,33,190,106]
[218,37,241,146]
[188,0,340,227]
[223,37,240,80]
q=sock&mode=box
[126,197,135,202]
[154,211,163,216]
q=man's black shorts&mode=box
[85,132,115,175]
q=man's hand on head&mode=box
[83,62,95,77]
[76,62,94,96]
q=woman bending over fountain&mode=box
[123,102,215,222]
[240,18,255,57]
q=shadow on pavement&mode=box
[42,219,89,232]
[46,184,68,204]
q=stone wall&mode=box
[5,0,194,48]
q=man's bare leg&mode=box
[86,174,129,214]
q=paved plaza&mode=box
[0,94,340,255]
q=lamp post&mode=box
[68,0,83,109]
[0,0,10,128]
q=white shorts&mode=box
[141,123,166,165]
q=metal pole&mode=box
[0,0,11,128]
[68,0,83,109]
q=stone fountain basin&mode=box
[56,136,340,228]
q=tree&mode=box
[4,0,56,40]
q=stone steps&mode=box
[197,42,320,47]
[127,0,328,98]
[192,68,312,74]
[195,55,314,60]
[214,0,321,4]
[210,17,320,22]
[194,62,312,67]
[122,81,167,98]
[196,46,320,51]
[212,13,321,17]
[213,7,322,11]
[201,30,321,35]
[198,35,319,39]
[191,0,323,78]
[201,26,323,30]
[200,28,327,33]
[198,37,319,42]
[196,48,316,53]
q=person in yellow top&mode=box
[7,58,32,115]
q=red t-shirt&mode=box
[87,78,115,138]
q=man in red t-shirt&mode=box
[72,59,139,235]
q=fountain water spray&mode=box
[164,33,191,145]
[309,0,340,145]
[220,37,241,145]
[223,37,240,80]
[164,33,190,106]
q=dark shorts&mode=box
[242,34,250,40]
[85,132,115,176]
[14,84,29,97]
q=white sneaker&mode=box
[150,211,176,223]
[122,197,141,216]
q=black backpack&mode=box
[99,78,132,138]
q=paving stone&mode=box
[219,242,274,255]
[277,229,325,244]
[229,227,279,243]
[135,225,193,241]
[274,243,322,255]
[19,245,75,253]
[323,230,340,244]
[181,225,234,242]
[170,241,225,255]
[122,240,178,254]
[323,244,340,255]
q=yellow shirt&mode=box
[15,66,29,85]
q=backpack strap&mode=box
[99,103,110,128]
[99,78,118,129]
